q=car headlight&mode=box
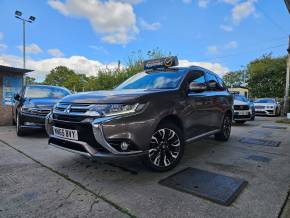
[21,103,35,112]
[85,103,146,117]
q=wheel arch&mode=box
[157,114,184,133]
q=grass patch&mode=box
[276,119,290,124]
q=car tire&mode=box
[12,117,16,125]
[143,122,184,172]
[16,112,25,137]
[215,113,232,141]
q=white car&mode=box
[233,95,253,124]
[254,98,281,116]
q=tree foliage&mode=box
[25,76,37,85]
[247,54,287,98]
[223,70,245,88]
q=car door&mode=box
[204,72,225,130]
[184,70,216,139]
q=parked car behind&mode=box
[13,85,71,136]
[254,98,281,116]
[233,95,254,124]
[46,56,233,171]
[249,100,256,120]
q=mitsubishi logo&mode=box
[64,104,71,114]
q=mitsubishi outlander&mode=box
[46,57,233,171]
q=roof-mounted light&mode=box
[144,56,179,70]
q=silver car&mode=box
[254,98,281,116]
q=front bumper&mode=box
[46,113,152,159]
[20,112,46,129]
[233,110,251,121]
[255,109,275,116]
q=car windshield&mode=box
[254,99,275,103]
[24,86,70,99]
[115,70,185,90]
[234,95,248,102]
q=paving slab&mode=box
[0,142,129,218]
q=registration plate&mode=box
[238,111,248,115]
[53,126,78,140]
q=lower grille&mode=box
[52,120,106,151]
[234,105,249,110]
[50,137,88,153]
[234,115,251,119]
[255,106,265,109]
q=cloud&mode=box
[222,0,240,5]
[198,0,210,8]
[179,59,230,77]
[48,48,64,57]
[220,25,233,32]
[207,46,219,54]
[17,43,43,54]
[48,0,138,45]
[0,44,7,51]
[231,0,257,24]
[0,32,4,40]
[206,40,237,55]
[0,54,120,81]
[114,0,143,4]
[225,40,238,49]
[140,19,161,31]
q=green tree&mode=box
[223,71,245,88]
[25,76,36,85]
[43,66,87,92]
[44,66,76,86]
[247,54,287,98]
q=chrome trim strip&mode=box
[53,111,100,117]
[49,143,92,157]
[185,129,220,143]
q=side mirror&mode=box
[188,82,207,92]
[208,80,217,89]
[14,93,21,101]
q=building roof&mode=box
[0,65,33,74]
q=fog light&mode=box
[120,141,129,151]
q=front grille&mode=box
[234,115,251,119]
[23,107,51,116]
[255,106,265,109]
[234,105,249,110]
[53,114,90,122]
[54,103,98,116]
[50,137,88,153]
[52,120,106,151]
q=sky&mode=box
[0,0,289,81]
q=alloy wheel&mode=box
[223,115,231,138]
[148,128,181,168]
